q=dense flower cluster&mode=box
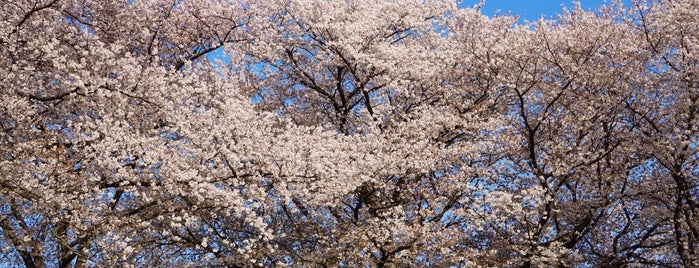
[0,0,697,267]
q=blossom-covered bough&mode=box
[0,0,696,267]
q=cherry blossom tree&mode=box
[624,1,699,266]
[1,0,696,267]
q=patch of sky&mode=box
[206,46,231,69]
[460,0,634,22]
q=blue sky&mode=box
[459,0,627,21]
